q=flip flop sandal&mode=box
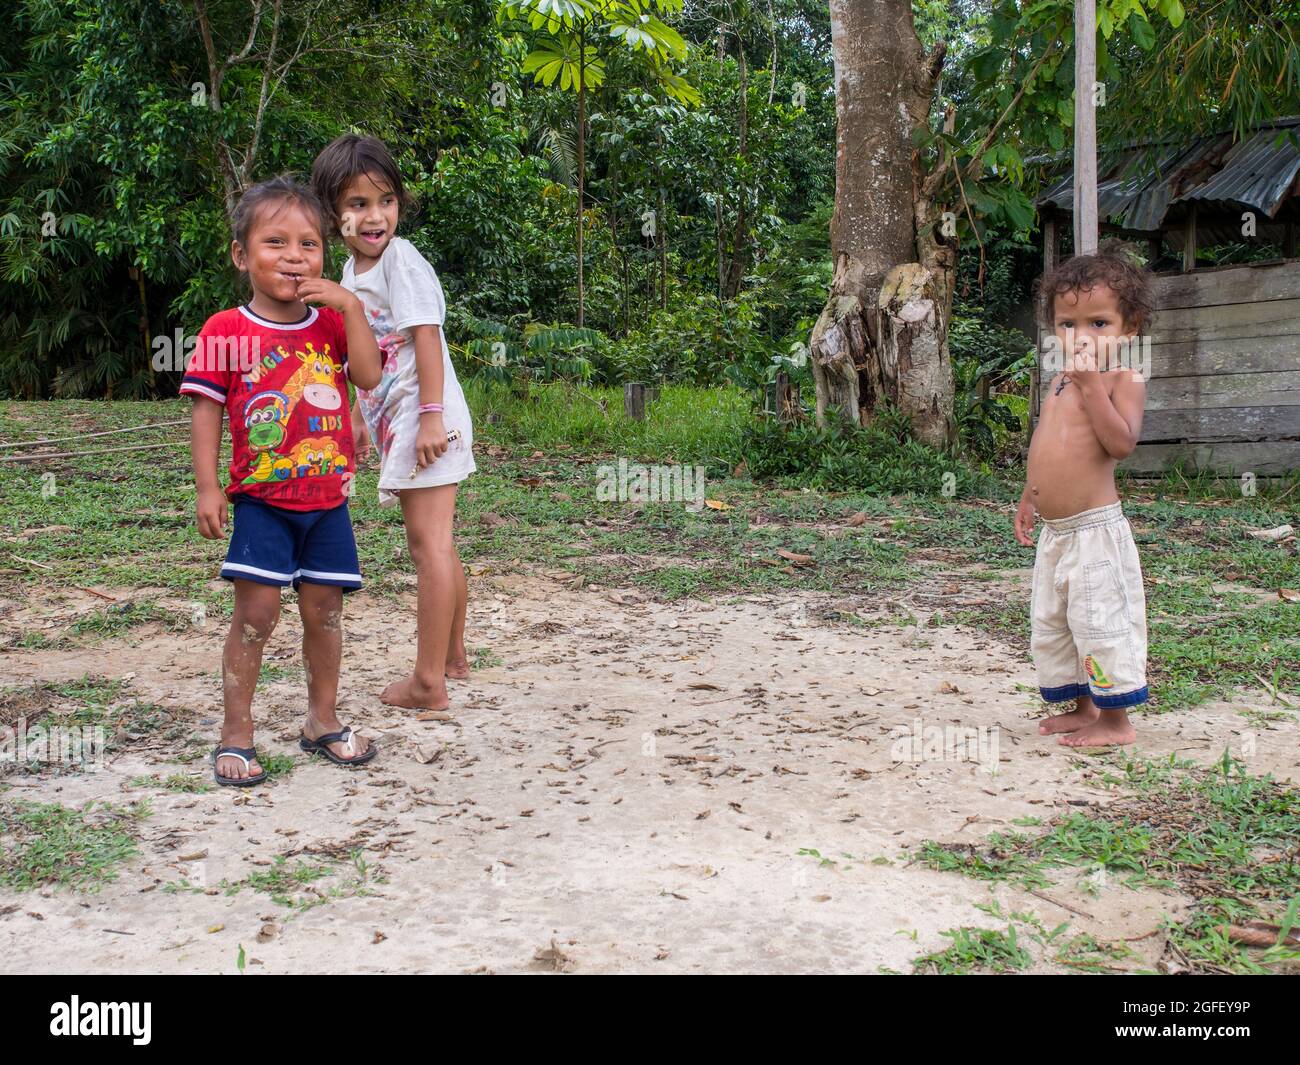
[212,745,267,787]
[299,726,376,767]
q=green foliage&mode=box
[737,408,963,494]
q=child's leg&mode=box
[297,581,372,760]
[218,579,282,780]
[445,541,470,678]
[381,482,459,709]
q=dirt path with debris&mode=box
[1,572,1295,974]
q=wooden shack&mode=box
[1031,117,1300,476]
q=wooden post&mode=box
[623,382,646,420]
[1073,0,1099,255]
[1183,202,1198,272]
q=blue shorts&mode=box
[222,497,362,592]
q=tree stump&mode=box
[776,372,801,423]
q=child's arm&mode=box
[1073,369,1146,460]
[1014,482,1036,546]
[410,323,449,470]
[296,279,382,390]
[191,398,227,539]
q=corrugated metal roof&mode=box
[1036,117,1300,235]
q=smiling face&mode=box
[336,171,401,265]
[231,199,325,315]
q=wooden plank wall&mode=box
[1033,260,1300,475]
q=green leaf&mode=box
[1127,12,1155,52]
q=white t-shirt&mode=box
[341,237,475,503]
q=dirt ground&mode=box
[1,568,1295,974]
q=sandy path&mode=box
[1,574,1294,973]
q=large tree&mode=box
[811,0,1295,449]
[810,0,954,446]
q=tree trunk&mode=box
[576,27,586,329]
[810,0,955,449]
[723,40,749,299]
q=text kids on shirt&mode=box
[311,134,476,718]
[181,176,383,786]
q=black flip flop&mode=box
[212,745,267,787]
[299,727,376,767]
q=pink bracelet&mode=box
[418,403,444,414]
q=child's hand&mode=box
[414,413,449,472]
[1014,495,1037,547]
[352,417,372,463]
[296,277,360,315]
[196,486,228,539]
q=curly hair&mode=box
[1037,239,1155,333]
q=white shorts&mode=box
[1030,502,1149,709]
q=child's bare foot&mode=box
[1058,714,1136,747]
[1038,705,1099,735]
[380,674,449,711]
[445,656,471,680]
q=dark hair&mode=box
[310,134,412,236]
[1037,239,1155,332]
[231,175,327,250]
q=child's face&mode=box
[1052,284,1137,370]
[231,200,324,305]
[336,172,400,260]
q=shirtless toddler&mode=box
[1016,246,1155,747]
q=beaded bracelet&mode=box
[418,403,444,414]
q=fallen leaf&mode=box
[416,710,453,722]
[373,930,387,944]
[256,923,277,943]
[1279,589,1299,603]
[777,549,814,566]
[1246,524,1294,542]
[704,499,731,511]
[207,924,224,934]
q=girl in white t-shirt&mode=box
[312,134,476,713]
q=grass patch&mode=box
[0,799,149,891]
[166,850,380,914]
[129,772,211,793]
[920,754,1300,973]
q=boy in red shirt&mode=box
[182,177,382,785]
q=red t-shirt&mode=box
[180,305,354,511]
